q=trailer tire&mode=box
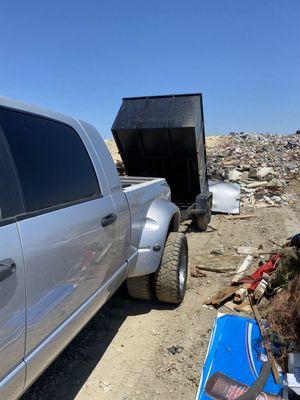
[196,209,211,232]
[154,232,188,304]
[127,275,152,300]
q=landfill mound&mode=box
[207,132,299,208]
[106,132,300,208]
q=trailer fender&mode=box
[127,198,180,278]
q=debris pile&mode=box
[207,132,300,207]
[197,235,300,400]
[267,276,300,354]
[203,233,300,373]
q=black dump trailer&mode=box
[111,93,212,231]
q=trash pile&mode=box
[207,132,300,207]
[202,233,300,399]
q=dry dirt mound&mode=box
[104,139,122,163]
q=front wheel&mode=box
[154,232,188,304]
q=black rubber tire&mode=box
[127,275,152,300]
[196,207,212,231]
[196,214,210,231]
[154,232,188,304]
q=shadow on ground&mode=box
[21,285,175,400]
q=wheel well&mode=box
[168,212,180,233]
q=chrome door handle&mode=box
[0,259,17,282]
[101,213,117,227]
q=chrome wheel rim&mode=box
[179,245,187,296]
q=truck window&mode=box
[0,108,100,213]
[0,149,8,220]
[0,178,6,220]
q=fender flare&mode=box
[127,198,180,278]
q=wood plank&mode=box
[204,285,242,306]
[226,214,256,220]
[250,301,281,384]
[231,255,253,284]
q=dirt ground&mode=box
[21,179,300,400]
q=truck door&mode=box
[0,130,26,399]
[0,107,126,388]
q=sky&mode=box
[0,0,299,137]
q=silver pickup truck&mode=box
[0,97,188,400]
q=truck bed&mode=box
[121,176,162,189]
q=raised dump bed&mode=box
[111,93,212,230]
